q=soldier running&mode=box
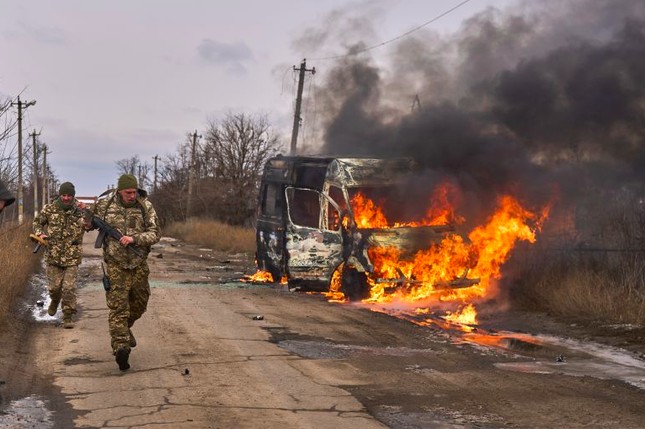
[33,182,86,328]
[88,174,160,371]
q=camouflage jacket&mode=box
[91,191,161,269]
[33,199,85,267]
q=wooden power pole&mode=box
[186,130,201,219]
[41,143,49,207]
[290,59,315,155]
[153,155,159,193]
[30,129,41,217]
[10,96,36,224]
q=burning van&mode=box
[255,155,479,301]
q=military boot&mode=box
[115,347,130,371]
[63,313,74,329]
[128,329,137,348]
[47,300,59,316]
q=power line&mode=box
[311,0,472,61]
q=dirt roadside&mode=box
[1,231,645,428]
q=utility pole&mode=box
[290,59,315,155]
[30,129,41,217]
[186,130,201,219]
[41,144,49,207]
[153,155,159,193]
[51,178,59,200]
[11,96,37,224]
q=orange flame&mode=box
[367,195,541,301]
[243,270,274,283]
[443,303,478,326]
[421,182,465,226]
[323,267,347,303]
[336,190,548,325]
[351,193,389,228]
[351,183,465,228]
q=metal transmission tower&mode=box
[411,94,422,112]
[10,96,36,224]
[290,59,315,155]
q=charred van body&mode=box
[255,155,475,301]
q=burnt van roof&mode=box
[262,155,415,188]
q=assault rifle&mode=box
[85,210,146,257]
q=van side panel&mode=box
[255,156,335,281]
[285,225,343,285]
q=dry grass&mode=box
[0,221,42,326]
[164,218,256,253]
[511,250,645,324]
[510,195,645,325]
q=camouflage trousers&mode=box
[47,264,78,316]
[104,261,150,353]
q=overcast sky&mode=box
[1,0,515,196]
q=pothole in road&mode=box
[266,327,439,360]
[279,340,351,359]
[375,406,505,429]
[0,395,54,429]
[63,356,102,366]
[266,326,367,359]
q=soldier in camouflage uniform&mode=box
[89,174,160,371]
[33,182,86,328]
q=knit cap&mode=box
[58,182,76,196]
[117,174,138,191]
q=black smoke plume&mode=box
[299,0,645,227]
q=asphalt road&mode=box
[1,231,645,428]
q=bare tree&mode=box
[149,112,282,225]
[115,155,139,175]
[115,155,151,190]
[159,145,190,187]
[0,97,16,144]
[0,96,19,221]
[0,97,17,183]
[150,143,192,224]
[202,112,281,224]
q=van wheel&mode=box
[267,265,282,283]
[340,267,369,301]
